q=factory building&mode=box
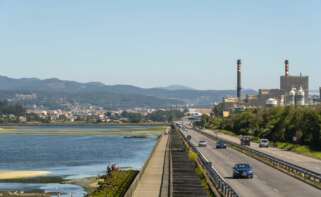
[266,98,278,107]
[221,59,310,113]
[288,88,296,106]
[312,87,321,104]
[242,59,309,107]
[296,87,305,106]
[280,60,309,104]
[244,89,284,107]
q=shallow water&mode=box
[0,183,86,197]
[0,125,158,196]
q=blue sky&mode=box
[1,0,321,90]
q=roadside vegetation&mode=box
[274,142,321,160]
[197,106,321,158]
[88,165,138,197]
[120,109,186,123]
[186,141,215,197]
[0,101,25,123]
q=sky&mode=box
[1,0,321,90]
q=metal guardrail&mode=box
[175,124,239,197]
[124,134,163,197]
[196,129,321,190]
[197,151,239,197]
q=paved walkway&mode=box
[133,134,168,197]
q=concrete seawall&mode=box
[124,129,169,197]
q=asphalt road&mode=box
[183,128,321,197]
[202,129,321,174]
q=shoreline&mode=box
[0,171,97,195]
[0,122,169,127]
[0,171,50,180]
[0,173,99,196]
[0,126,167,137]
[65,177,100,193]
[0,125,163,195]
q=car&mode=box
[259,139,269,148]
[233,163,254,179]
[216,140,227,149]
[240,136,251,146]
[198,140,208,147]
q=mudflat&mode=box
[0,171,50,180]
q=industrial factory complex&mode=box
[222,59,321,114]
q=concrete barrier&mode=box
[124,134,163,197]
[124,127,167,197]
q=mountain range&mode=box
[0,76,256,109]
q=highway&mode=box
[183,128,321,197]
[202,129,321,174]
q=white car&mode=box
[199,140,208,147]
[259,139,269,148]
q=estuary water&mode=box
[0,125,159,196]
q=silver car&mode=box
[199,140,208,147]
[259,139,269,148]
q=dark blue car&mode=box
[233,163,253,179]
[216,140,227,149]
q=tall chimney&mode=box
[319,87,321,100]
[237,59,242,99]
[285,59,289,77]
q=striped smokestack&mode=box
[237,59,242,99]
[285,59,289,77]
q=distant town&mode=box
[0,99,209,124]
[1,59,321,124]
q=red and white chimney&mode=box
[285,59,289,77]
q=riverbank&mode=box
[0,122,168,127]
[66,177,100,194]
[0,125,163,195]
[0,171,50,180]
[89,170,138,197]
[0,191,51,196]
[0,172,100,195]
[0,126,166,137]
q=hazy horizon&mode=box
[1,0,321,90]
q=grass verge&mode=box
[216,129,321,160]
[274,142,321,160]
[186,146,216,196]
[88,170,138,197]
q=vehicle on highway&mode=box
[198,140,208,147]
[240,135,251,146]
[259,138,269,148]
[215,140,227,149]
[233,163,254,179]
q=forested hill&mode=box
[0,76,256,108]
